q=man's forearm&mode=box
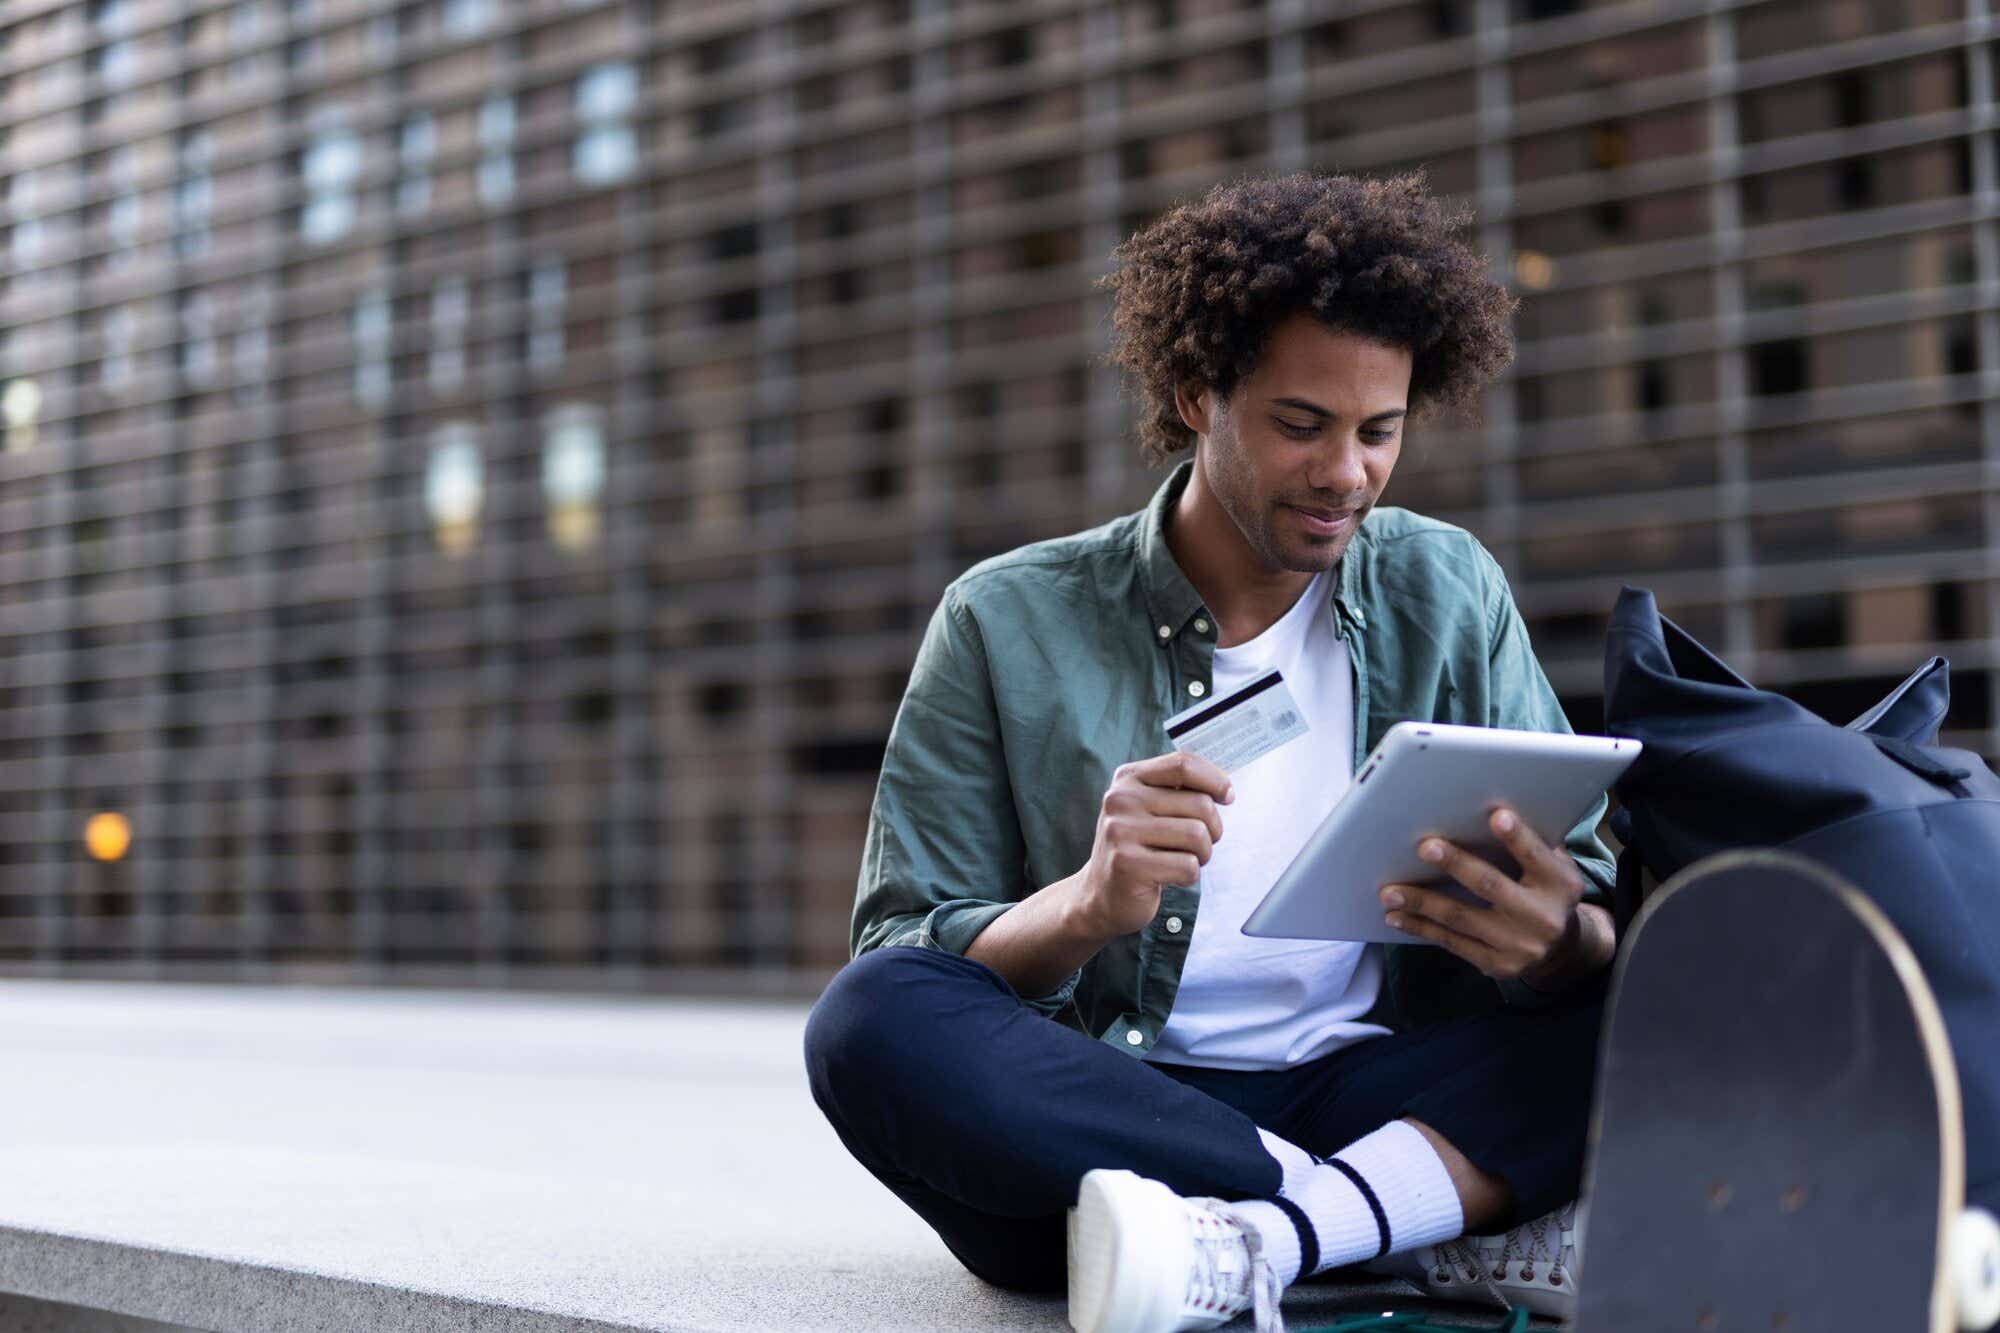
[964,871,1122,1001]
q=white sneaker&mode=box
[1367,1198,1580,1320]
[1067,1168,1285,1333]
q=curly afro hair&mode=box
[1096,169,1519,465]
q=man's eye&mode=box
[1276,421,1317,437]
[1363,430,1397,442]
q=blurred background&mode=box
[0,0,1987,996]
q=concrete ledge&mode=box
[0,980,1530,1331]
[0,1291,206,1333]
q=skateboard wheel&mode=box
[1953,1207,2000,1330]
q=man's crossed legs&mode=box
[805,947,1605,1329]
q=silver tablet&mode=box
[1241,721,1640,944]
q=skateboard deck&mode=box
[1575,849,1966,1332]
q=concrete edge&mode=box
[0,1225,680,1333]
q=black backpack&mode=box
[1603,586,2000,1212]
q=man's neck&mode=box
[1166,468,1319,649]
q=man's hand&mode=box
[1378,805,1613,988]
[1072,752,1234,938]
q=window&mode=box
[101,307,137,391]
[478,96,515,206]
[234,283,272,406]
[179,293,217,387]
[107,189,142,254]
[430,276,467,393]
[173,147,212,261]
[426,422,484,555]
[11,216,45,269]
[477,153,515,205]
[397,113,435,216]
[7,168,53,273]
[444,0,494,37]
[353,287,390,408]
[542,403,606,550]
[2,377,41,453]
[91,38,138,87]
[479,95,515,144]
[301,119,361,244]
[303,194,354,244]
[527,258,565,372]
[530,258,564,309]
[574,125,636,184]
[577,63,637,119]
[1750,338,1808,397]
[90,0,137,33]
[574,62,638,185]
[230,3,266,47]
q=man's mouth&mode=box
[1283,504,1361,537]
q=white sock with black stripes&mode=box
[1232,1119,1465,1285]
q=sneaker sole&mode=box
[1067,1169,1190,1333]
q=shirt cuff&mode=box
[913,898,1082,1017]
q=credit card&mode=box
[1163,668,1310,773]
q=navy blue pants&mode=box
[804,946,1607,1292]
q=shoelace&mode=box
[1188,1198,1285,1333]
[1432,1200,1577,1312]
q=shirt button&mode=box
[1166,916,1183,933]
[1126,1030,1144,1046]
[1187,681,1206,698]
[1156,624,1172,640]
[1194,618,1210,633]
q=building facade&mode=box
[0,0,1988,988]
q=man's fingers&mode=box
[1137,815,1216,864]
[1486,806,1562,879]
[1417,837,1526,911]
[1128,846,1203,888]
[1139,788,1225,843]
[1382,900,1500,971]
[1380,883,1504,949]
[1127,750,1234,804]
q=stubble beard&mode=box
[1205,415,1356,575]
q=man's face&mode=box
[1176,314,1412,574]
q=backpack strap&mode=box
[1871,734,1975,798]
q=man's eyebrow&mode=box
[1269,398,1408,422]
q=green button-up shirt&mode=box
[852,460,1617,1052]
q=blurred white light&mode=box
[3,378,44,425]
[576,62,637,120]
[544,405,607,505]
[573,125,636,185]
[426,424,484,556]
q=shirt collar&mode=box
[1138,458,1367,635]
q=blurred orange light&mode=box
[84,812,132,862]
[1513,250,1556,291]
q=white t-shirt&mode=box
[1147,570,1390,1071]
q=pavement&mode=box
[0,979,1541,1332]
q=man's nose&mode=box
[1307,436,1369,496]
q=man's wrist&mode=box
[1054,870,1121,952]
[1520,902,1614,993]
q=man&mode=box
[805,172,1619,1333]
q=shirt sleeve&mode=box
[1477,550,1621,1008]
[849,585,1081,1016]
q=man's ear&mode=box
[1172,382,1215,439]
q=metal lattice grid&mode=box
[0,0,1991,990]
